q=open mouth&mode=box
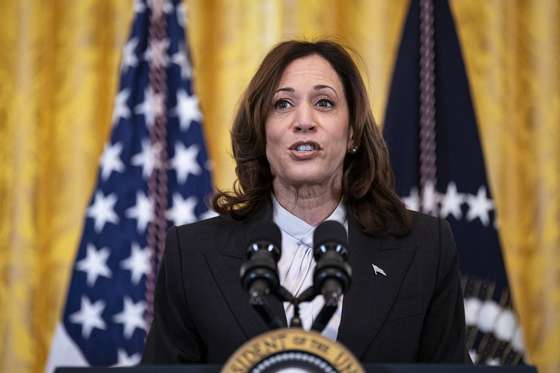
[289,141,322,153]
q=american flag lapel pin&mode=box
[371,264,387,277]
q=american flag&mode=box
[46,0,213,370]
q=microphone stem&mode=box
[290,301,302,328]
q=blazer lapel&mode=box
[204,204,287,340]
[337,217,417,359]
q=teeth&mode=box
[296,144,314,152]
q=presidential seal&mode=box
[222,328,364,373]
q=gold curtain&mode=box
[0,1,133,372]
[0,1,558,373]
[451,1,560,372]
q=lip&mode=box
[288,141,322,160]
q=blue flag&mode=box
[46,0,213,369]
[383,0,524,365]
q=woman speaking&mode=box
[142,40,470,363]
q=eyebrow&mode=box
[274,84,338,96]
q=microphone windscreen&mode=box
[248,220,282,248]
[313,220,348,248]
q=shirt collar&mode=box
[272,194,347,241]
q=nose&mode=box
[293,103,316,133]
[294,121,316,133]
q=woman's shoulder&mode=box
[161,214,245,261]
[404,210,455,248]
[172,214,241,237]
[407,209,441,231]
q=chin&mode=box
[282,171,333,187]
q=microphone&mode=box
[311,220,352,332]
[312,220,352,305]
[240,221,282,300]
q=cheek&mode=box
[265,145,277,174]
[265,125,283,173]
[330,143,348,171]
[331,122,351,152]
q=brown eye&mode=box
[316,98,334,109]
[273,99,292,111]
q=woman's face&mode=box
[265,54,352,190]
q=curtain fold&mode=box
[451,1,560,372]
[0,2,132,372]
[0,1,558,372]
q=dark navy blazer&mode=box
[142,206,470,364]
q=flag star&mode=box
[112,89,131,125]
[402,187,420,211]
[114,349,142,367]
[440,182,466,220]
[131,140,161,178]
[113,297,146,339]
[171,143,201,184]
[173,90,202,131]
[421,181,440,216]
[121,38,139,72]
[135,87,164,128]
[144,38,169,68]
[76,244,112,286]
[120,243,151,285]
[87,191,119,233]
[176,2,187,26]
[163,0,173,13]
[100,142,124,180]
[125,192,153,233]
[167,194,197,226]
[466,186,494,226]
[69,296,106,339]
[171,48,192,80]
[134,0,146,13]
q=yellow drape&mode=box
[0,1,558,373]
[451,1,560,372]
[0,1,133,372]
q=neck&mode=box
[273,178,342,226]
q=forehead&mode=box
[277,54,343,89]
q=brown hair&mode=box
[212,40,410,236]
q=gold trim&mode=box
[222,328,364,373]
